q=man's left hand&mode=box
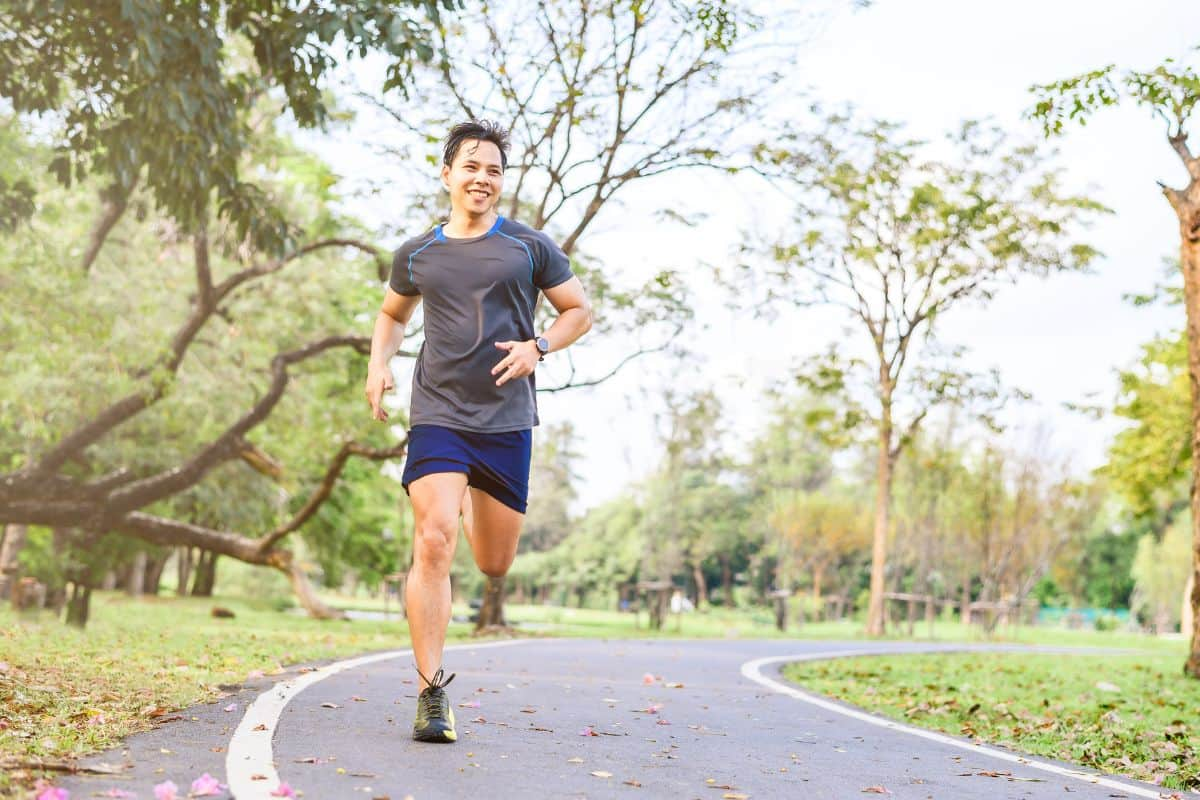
[492,340,540,386]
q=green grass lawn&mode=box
[783,648,1200,792]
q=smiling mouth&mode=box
[468,189,489,199]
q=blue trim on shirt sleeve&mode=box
[408,238,439,286]
[497,231,535,280]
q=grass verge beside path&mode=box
[783,649,1199,793]
[0,592,465,799]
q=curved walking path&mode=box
[59,639,1175,799]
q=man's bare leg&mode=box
[464,487,524,577]
[406,471,469,690]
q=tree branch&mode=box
[105,335,371,514]
[1169,131,1200,182]
[255,437,409,553]
[81,176,138,274]
[20,239,383,479]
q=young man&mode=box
[364,120,592,743]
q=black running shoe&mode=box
[412,666,457,743]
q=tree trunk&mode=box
[176,546,193,596]
[1177,178,1200,677]
[143,550,169,595]
[866,399,895,636]
[0,523,28,601]
[691,562,707,609]
[276,554,345,619]
[65,581,93,627]
[476,575,508,630]
[125,550,147,596]
[719,554,734,607]
[959,569,971,626]
[191,549,218,596]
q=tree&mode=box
[0,0,454,255]
[766,490,868,600]
[1132,514,1192,633]
[1030,51,1200,674]
[0,113,407,623]
[743,115,1103,634]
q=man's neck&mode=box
[443,210,499,239]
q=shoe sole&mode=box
[413,727,457,743]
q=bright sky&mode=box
[305,0,1200,513]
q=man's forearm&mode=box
[542,306,592,353]
[370,311,407,368]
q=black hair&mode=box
[443,120,511,170]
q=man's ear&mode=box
[440,164,451,190]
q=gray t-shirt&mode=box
[389,216,574,433]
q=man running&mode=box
[364,120,592,743]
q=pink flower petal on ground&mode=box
[579,726,599,737]
[641,672,655,685]
[458,700,481,708]
[269,781,297,798]
[153,780,178,800]
[656,718,671,725]
[34,780,69,800]
[191,772,225,796]
[223,703,237,712]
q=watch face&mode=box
[536,337,550,353]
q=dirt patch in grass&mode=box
[784,649,1199,792]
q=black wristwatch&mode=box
[535,336,551,361]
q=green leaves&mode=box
[0,0,454,254]
[1029,50,1200,140]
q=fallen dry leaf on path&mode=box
[591,770,613,778]
[624,779,643,787]
[567,757,584,764]
[320,702,340,709]
[861,787,890,794]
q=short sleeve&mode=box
[388,242,421,296]
[530,232,573,291]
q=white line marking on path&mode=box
[741,651,1169,800]
[226,639,528,799]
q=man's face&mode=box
[442,139,504,217]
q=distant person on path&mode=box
[364,120,592,743]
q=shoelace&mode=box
[415,666,456,718]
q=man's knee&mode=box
[476,554,513,579]
[413,518,457,570]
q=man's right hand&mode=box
[365,366,395,421]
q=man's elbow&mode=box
[580,302,594,335]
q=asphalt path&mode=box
[56,639,1180,800]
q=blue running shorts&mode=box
[401,424,533,513]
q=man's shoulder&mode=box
[497,218,559,247]
[393,227,439,260]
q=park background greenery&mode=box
[2,0,1200,797]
